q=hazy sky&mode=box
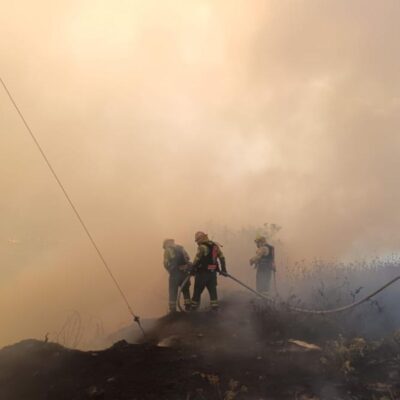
[1,0,400,347]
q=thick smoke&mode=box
[1,1,400,347]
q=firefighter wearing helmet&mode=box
[191,231,227,311]
[250,234,276,293]
[163,238,192,312]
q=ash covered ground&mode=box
[1,289,400,400]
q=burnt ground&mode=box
[1,294,400,400]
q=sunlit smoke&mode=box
[1,0,400,347]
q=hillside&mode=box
[1,293,399,400]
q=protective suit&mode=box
[163,239,191,312]
[191,232,227,311]
[250,235,275,293]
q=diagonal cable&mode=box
[0,77,144,336]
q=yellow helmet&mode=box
[195,231,208,243]
[163,238,175,249]
[255,234,266,244]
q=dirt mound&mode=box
[1,296,400,399]
[0,339,196,400]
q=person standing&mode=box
[250,235,275,293]
[191,231,227,311]
[163,238,192,312]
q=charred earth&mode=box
[1,293,399,400]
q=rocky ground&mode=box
[1,294,399,400]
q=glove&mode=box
[189,265,198,276]
[219,270,228,277]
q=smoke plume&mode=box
[1,0,400,346]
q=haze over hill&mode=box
[1,1,400,347]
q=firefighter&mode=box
[191,231,227,311]
[163,238,192,312]
[250,235,275,293]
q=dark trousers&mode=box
[169,272,191,311]
[191,270,218,309]
[256,265,273,293]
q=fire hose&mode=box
[176,275,192,312]
[177,272,400,315]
